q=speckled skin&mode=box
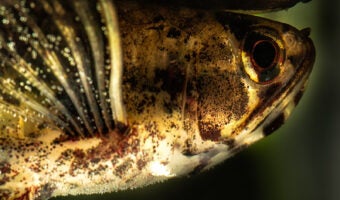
[0,0,314,199]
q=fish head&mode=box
[191,12,315,150]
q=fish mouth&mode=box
[292,32,316,87]
[282,32,315,108]
[235,31,315,144]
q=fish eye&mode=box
[242,29,285,83]
[251,40,278,69]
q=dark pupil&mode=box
[252,40,277,69]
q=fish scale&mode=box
[0,0,315,199]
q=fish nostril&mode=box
[300,28,311,37]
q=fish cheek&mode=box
[197,72,249,141]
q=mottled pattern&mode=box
[0,0,314,199]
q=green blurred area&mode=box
[53,0,340,199]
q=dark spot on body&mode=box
[263,113,285,136]
[144,121,159,137]
[0,179,7,186]
[182,139,196,156]
[0,162,11,186]
[198,122,221,141]
[90,158,101,164]
[29,164,42,173]
[52,134,72,145]
[198,51,212,62]
[224,139,236,149]
[137,159,147,170]
[0,189,11,198]
[182,149,194,156]
[111,155,119,166]
[0,162,11,174]
[124,73,138,90]
[152,15,164,23]
[57,149,73,162]
[37,123,48,130]
[163,101,176,114]
[115,121,129,135]
[88,164,108,176]
[147,24,164,31]
[69,149,89,176]
[27,132,40,138]
[73,149,85,158]
[260,83,281,99]
[135,94,157,114]
[115,160,133,178]
[130,139,140,154]
[167,27,181,39]
[294,89,304,105]
[218,42,226,49]
[184,54,191,62]
[155,65,186,101]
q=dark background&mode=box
[54,0,339,199]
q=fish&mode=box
[0,0,315,199]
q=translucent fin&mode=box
[100,0,127,125]
[0,0,126,137]
[73,0,114,132]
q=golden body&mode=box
[0,0,314,199]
